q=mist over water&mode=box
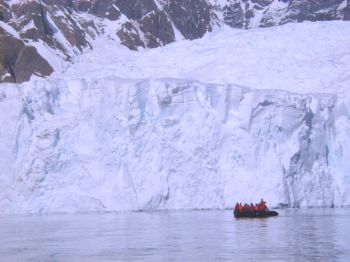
[1,209,350,261]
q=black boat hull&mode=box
[234,210,279,218]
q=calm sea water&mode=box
[0,209,349,261]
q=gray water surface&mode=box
[1,209,350,261]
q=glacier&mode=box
[61,21,350,95]
[1,21,350,214]
[0,77,350,214]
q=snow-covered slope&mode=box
[1,21,350,214]
[63,21,350,94]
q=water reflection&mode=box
[0,209,349,261]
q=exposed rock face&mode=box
[115,1,176,50]
[139,10,175,48]
[115,0,158,20]
[217,0,349,29]
[261,0,347,27]
[90,0,120,20]
[0,0,99,83]
[13,0,93,55]
[0,0,349,83]
[165,0,214,39]
[13,1,54,39]
[0,29,53,83]
[345,3,350,20]
[116,22,145,51]
[0,1,12,22]
[68,0,121,20]
[280,0,346,23]
[115,0,215,49]
[223,2,245,28]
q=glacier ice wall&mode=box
[0,77,349,214]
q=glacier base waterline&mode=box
[0,77,349,214]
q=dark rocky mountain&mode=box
[220,0,349,28]
[0,0,349,83]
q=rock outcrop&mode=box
[165,0,215,40]
[0,25,53,83]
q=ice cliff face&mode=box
[0,78,349,214]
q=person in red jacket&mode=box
[256,203,261,212]
[238,203,243,213]
[235,202,239,212]
[254,203,260,212]
[243,203,249,212]
[260,199,267,211]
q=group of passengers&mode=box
[234,199,268,213]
